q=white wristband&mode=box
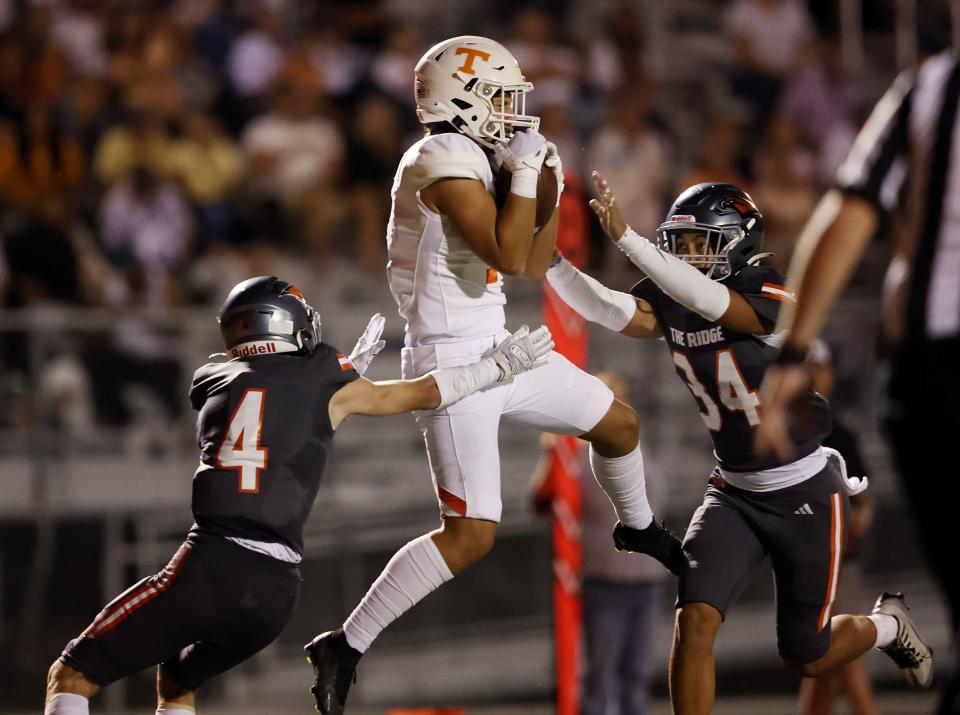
[509,167,539,199]
[546,257,636,332]
[616,228,731,322]
[428,357,503,410]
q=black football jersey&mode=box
[632,265,832,472]
[187,343,359,554]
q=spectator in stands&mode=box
[99,163,192,303]
[189,0,235,75]
[59,76,110,161]
[2,194,85,309]
[303,23,369,100]
[507,6,579,90]
[535,79,583,180]
[583,1,652,94]
[168,110,242,246]
[0,192,94,391]
[588,84,672,252]
[84,263,184,430]
[227,3,285,101]
[676,113,750,195]
[370,24,423,107]
[93,110,172,186]
[241,81,344,262]
[799,340,879,715]
[725,0,814,128]
[344,94,402,277]
[0,108,85,214]
[750,117,816,270]
[50,0,107,79]
[530,370,666,715]
[778,36,861,187]
[581,370,666,715]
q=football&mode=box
[494,166,559,231]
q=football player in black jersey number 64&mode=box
[545,174,932,715]
[43,276,553,715]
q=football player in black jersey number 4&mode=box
[43,276,554,715]
[545,174,932,715]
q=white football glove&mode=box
[494,130,548,198]
[348,313,386,376]
[486,325,554,380]
[544,141,564,207]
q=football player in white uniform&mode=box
[304,36,683,714]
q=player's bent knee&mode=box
[783,655,829,678]
[615,402,640,446]
[157,664,195,704]
[675,603,723,645]
[47,659,99,699]
[588,401,640,456]
[436,518,497,572]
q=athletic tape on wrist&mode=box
[429,357,502,410]
[510,168,539,199]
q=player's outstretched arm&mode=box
[420,132,548,276]
[328,325,554,428]
[545,251,660,339]
[589,172,769,335]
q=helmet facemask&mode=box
[280,284,322,350]
[656,221,749,281]
[471,80,539,145]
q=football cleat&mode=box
[873,592,934,688]
[305,629,361,714]
[613,520,687,576]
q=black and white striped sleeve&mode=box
[835,69,916,212]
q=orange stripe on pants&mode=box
[818,493,844,631]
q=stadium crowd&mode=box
[0,0,934,433]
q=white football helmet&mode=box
[414,35,540,148]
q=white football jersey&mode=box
[386,132,506,344]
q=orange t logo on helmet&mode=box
[455,47,491,75]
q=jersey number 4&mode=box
[216,388,268,493]
[673,350,761,431]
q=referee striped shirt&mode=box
[836,49,960,344]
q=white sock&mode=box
[869,613,899,649]
[44,693,89,715]
[589,442,653,529]
[343,533,454,653]
[156,709,194,715]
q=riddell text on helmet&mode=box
[230,342,282,358]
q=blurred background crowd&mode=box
[0,0,953,712]
[0,0,949,433]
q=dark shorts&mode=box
[679,461,850,664]
[60,531,301,690]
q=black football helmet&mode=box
[656,182,769,280]
[218,276,322,357]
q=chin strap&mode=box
[746,252,775,265]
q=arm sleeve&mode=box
[616,229,730,321]
[545,257,637,332]
[835,69,915,212]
